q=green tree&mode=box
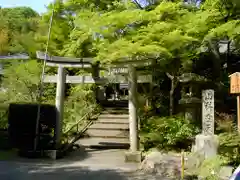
[0,28,9,55]
[2,60,41,103]
[0,7,40,55]
[66,0,240,114]
[68,1,198,114]
[185,0,240,80]
[36,0,75,55]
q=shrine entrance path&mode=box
[0,148,172,180]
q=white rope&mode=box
[34,8,55,151]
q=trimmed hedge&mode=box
[8,103,56,151]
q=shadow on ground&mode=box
[0,161,173,180]
[0,162,127,180]
[0,148,175,180]
[0,147,138,170]
[0,145,91,163]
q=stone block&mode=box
[125,151,142,163]
[45,150,57,160]
[192,134,219,159]
[185,152,205,172]
[139,151,181,178]
[219,166,233,180]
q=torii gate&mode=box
[36,51,102,145]
[37,52,153,161]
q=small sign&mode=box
[109,67,128,75]
[120,83,128,89]
[230,72,240,94]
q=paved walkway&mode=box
[0,149,172,180]
[0,161,171,180]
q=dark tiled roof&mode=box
[36,51,93,63]
[0,53,29,60]
[0,53,29,75]
[0,64,2,75]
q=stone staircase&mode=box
[78,103,130,149]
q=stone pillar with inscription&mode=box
[192,89,219,159]
[202,89,215,135]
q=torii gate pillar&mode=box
[125,64,142,162]
[55,66,66,146]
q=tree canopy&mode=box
[0,6,39,56]
[1,0,240,115]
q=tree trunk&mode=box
[208,41,222,80]
[169,79,174,116]
[166,73,177,116]
[150,59,157,111]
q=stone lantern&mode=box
[178,73,208,123]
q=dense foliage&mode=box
[218,132,240,167]
[2,0,240,86]
[64,84,100,131]
[38,0,240,116]
[0,7,39,56]
[140,115,200,151]
[2,60,41,103]
[0,60,98,132]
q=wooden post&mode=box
[238,96,240,132]
[55,66,66,146]
[128,65,139,152]
[229,72,240,132]
[181,150,185,180]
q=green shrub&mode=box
[215,112,236,134]
[197,155,227,180]
[2,60,41,103]
[0,103,8,129]
[0,110,8,129]
[63,84,100,132]
[214,112,240,166]
[140,115,200,151]
[218,132,240,167]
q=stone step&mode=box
[100,100,128,108]
[97,118,129,124]
[89,123,129,130]
[103,107,129,110]
[98,114,129,119]
[86,129,129,138]
[101,109,129,114]
[77,137,129,149]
